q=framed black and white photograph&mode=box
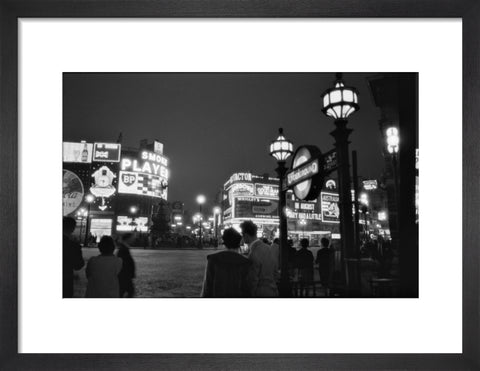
[1,1,478,370]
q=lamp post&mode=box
[321,73,360,293]
[84,194,94,246]
[299,218,307,238]
[196,195,206,248]
[213,206,221,247]
[386,126,400,207]
[270,127,293,297]
[76,208,88,244]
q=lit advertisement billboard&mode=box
[321,192,340,223]
[93,143,121,162]
[89,163,118,211]
[63,169,84,216]
[118,171,168,199]
[119,150,169,199]
[233,197,279,220]
[116,216,149,232]
[254,183,279,198]
[63,141,93,163]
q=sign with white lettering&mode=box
[286,145,323,201]
[362,179,378,190]
[323,149,338,173]
[93,143,121,162]
[255,183,279,198]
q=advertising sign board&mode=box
[254,183,279,198]
[63,141,93,163]
[233,197,279,220]
[93,143,121,162]
[154,141,164,154]
[321,192,340,223]
[62,169,84,216]
[116,216,149,232]
[363,179,378,190]
[118,171,168,199]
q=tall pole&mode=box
[199,204,203,248]
[276,162,291,297]
[84,203,91,246]
[352,150,362,294]
[330,118,358,294]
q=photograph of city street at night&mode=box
[63,72,418,298]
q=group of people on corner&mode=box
[200,220,335,298]
[63,216,136,298]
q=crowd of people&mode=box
[200,220,335,298]
[63,216,136,298]
[63,216,335,298]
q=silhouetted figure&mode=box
[63,217,85,298]
[241,220,278,297]
[86,236,122,298]
[201,228,252,297]
[270,237,280,274]
[116,233,136,298]
[295,239,314,296]
[316,237,334,288]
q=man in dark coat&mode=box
[201,228,252,298]
[116,233,136,298]
[316,237,334,287]
[63,217,85,298]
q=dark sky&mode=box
[63,73,384,212]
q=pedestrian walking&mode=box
[201,228,252,297]
[116,233,136,298]
[85,236,122,298]
[63,217,85,298]
[240,220,279,297]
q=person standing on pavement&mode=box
[201,228,253,297]
[316,237,334,288]
[240,220,279,297]
[63,217,85,298]
[295,238,314,296]
[85,236,123,298]
[116,233,136,298]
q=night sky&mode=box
[63,73,384,212]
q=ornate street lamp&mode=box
[386,126,400,208]
[213,206,221,247]
[270,127,293,296]
[321,73,360,292]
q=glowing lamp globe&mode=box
[196,195,206,205]
[321,73,360,120]
[270,128,293,162]
[386,127,399,154]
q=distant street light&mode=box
[321,73,360,292]
[130,206,138,214]
[213,207,221,247]
[270,127,293,296]
[76,207,88,245]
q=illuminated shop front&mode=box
[222,172,280,240]
[221,172,341,245]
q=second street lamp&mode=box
[196,195,206,248]
[270,127,293,297]
[321,73,360,294]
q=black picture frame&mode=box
[1,1,478,370]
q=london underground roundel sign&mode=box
[286,145,324,201]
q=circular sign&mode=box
[63,170,84,216]
[291,145,323,201]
